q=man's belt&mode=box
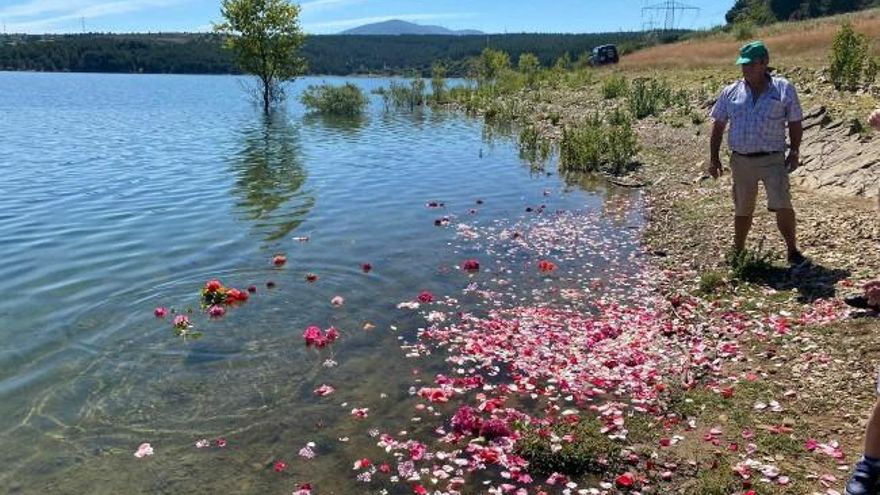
[733,151,784,157]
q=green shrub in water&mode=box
[378,78,427,111]
[300,83,368,116]
[429,63,448,104]
[518,125,552,166]
[560,111,638,175]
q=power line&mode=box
[642,0,699,32]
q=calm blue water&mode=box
[0,72,643,494]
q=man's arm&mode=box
[786,120,803,172]
[709,119,727,178]
[870,109,880,130]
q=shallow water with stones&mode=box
[0,72,645,494]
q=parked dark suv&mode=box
[590,44,619,66]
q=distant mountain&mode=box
[340,19,484,36]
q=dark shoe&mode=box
[786,250,809,266]
[846,296,871,309]
[846,457,880,495]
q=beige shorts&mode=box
[729,152,792,216]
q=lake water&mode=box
[0,72,644,494]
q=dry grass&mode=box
[620,7,880,70]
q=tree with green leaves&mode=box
[475,48,510,86]
[517,52,541,87]
[829,22,869,91]
[214,0,306,114]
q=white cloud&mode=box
[300,0,366,14]
[304,12,475,33]
[2,0,191,33]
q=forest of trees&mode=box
[726,0,880,24]
[2,0,876,77]
[0,32,661,76]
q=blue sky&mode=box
[0,0,735,35]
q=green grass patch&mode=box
[698,270,726,295]
[602,74,629,99]
[725,246,775,282]
[516,416,623,477]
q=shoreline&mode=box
[452,68,880,493]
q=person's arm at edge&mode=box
[710,119,726,178]
[786,120,802,172]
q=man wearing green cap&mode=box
[709,40,806,265]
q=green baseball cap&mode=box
[736,40,769,65]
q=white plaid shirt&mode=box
[710,76,803,154]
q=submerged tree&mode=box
[214,0,307,114]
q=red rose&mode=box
[615,472,635,488]
[462,259,480,272]
[205,279,223,293]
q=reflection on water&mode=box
[231,113,314,242]
[302,113,367,135]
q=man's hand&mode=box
[869,109,880,131]
[709,157,723,179]
[786,151,800,173]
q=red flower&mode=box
[273,460,287,472]
[379,463,391,473]
[417,387,450,403]
[204,279,223,293]
[208,305,226,318]
[305,273,319,283]
[418,290,434,303]
[721,386,735,398]
[462,259,480,272]
[215,438,227,448]
[325,326,339,343]
[303,326,324,347]
[247,285,257,293]
[478,448,500,464]
[226,288,248,303]
[413,484,427,495]
[154,307,168,318]
[361,263,372,273]
[273,254,287,266]
[615,472,635,488]
[537,260,557,273]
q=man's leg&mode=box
[775,208,798,255]
[847,399,880,494]
[734,215,753,252]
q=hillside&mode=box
[620,7,880,69]
[0,32,651,76]
[340,19,484,35]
